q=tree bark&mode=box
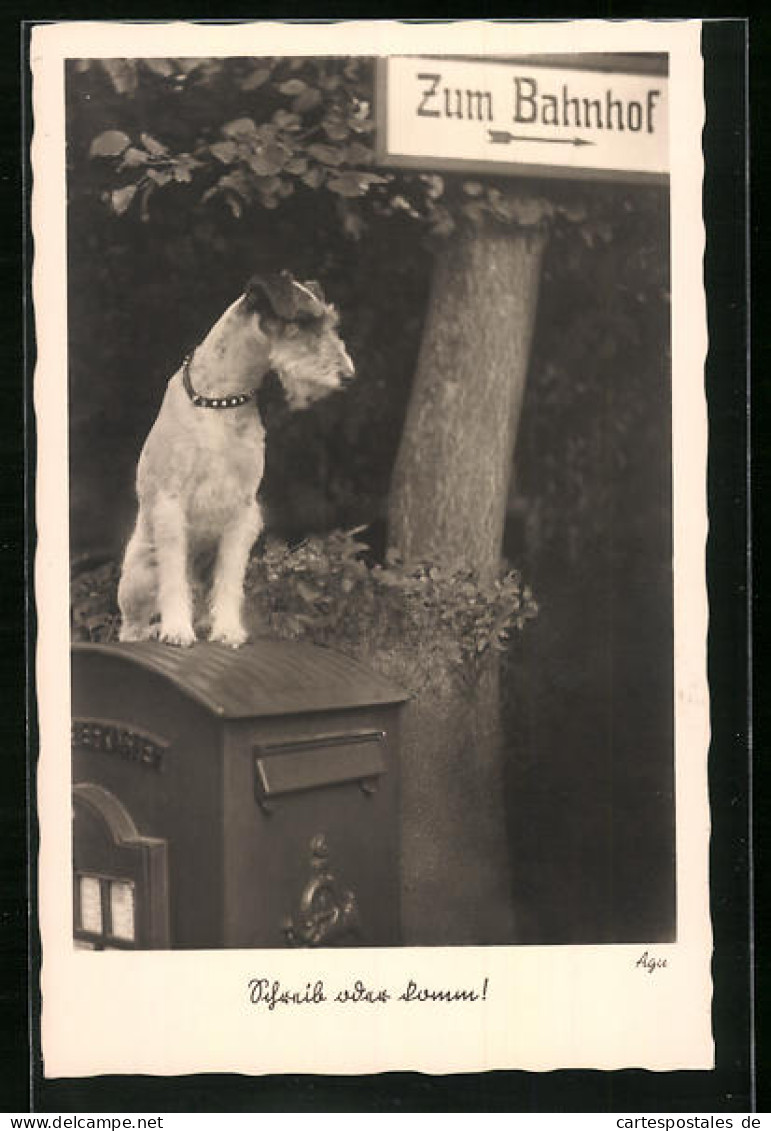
[389,226,546,582]
[386,224,546,944]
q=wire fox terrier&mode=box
[117,271,355,649]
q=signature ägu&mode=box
[635,950,668,974]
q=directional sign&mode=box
[375,56,669,184]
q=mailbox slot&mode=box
[255,730,386,806]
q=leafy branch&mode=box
[74,55,605,240]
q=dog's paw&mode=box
[119,622,157,643]
[159,623,196,648]
[209,623,248,649]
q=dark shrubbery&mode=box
[71,528,538,688]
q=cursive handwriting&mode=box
[635,950,668,974]
[247,976,490,1008]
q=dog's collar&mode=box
[182,349,258,409]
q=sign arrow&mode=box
[488,130,595,148]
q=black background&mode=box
[6,8,758,1115]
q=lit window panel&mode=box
[109,880,136,942]
[79,874,103,935]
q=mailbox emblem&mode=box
[283,834,360,947]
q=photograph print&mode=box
[64,47,675,955]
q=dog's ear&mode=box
[299,279,326,306]
[244,273,300,321]
[245,271,326,323]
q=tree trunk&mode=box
[386,224,546,944]
[389,226,546,582]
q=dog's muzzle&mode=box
[339,356,356,385]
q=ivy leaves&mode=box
[245,528,538,665]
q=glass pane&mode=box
[79,875,103,934]
[109,880,136,942]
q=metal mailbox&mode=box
[71,640,408,950]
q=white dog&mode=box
[117,271,355,648]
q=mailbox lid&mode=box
[72,640,409,719]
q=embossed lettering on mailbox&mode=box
[72,718,167,770]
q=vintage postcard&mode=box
[32,19,712,1076]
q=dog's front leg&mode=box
[152,493,196,647]
[209,501,263,648]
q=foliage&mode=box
[249,528,537,664]
[70,529,538,678]
[71,559,122,644]
[71,56,610,241]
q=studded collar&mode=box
[182,348,259,409]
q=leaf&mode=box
[344,141,373,165]
[141,132,169,157]
[272,109,301,130]
[293,87,322,114]
[301,166,325,189]
[278,78,307,96]
[348,117,376,134]
[323,120,350,142]
[89,130,131,159]
[210,140,238,165]
[329,170,390,198]
[215,170,253,202]
[462,180,485,196]
[146,168,173,187]
[256,175,282,195]
[285,155,308,174]
[240,66,272,90]
[172,160,194,184]
[222,117,258,140]
[307,142,345,166]
[245,142,288,177]
[119,146,149,169]
[110,184,137,215]
[327,173,367,198]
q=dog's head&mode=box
[243,271,355,410]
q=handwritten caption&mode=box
[248,976,490,1010]
[635,950,668,974]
